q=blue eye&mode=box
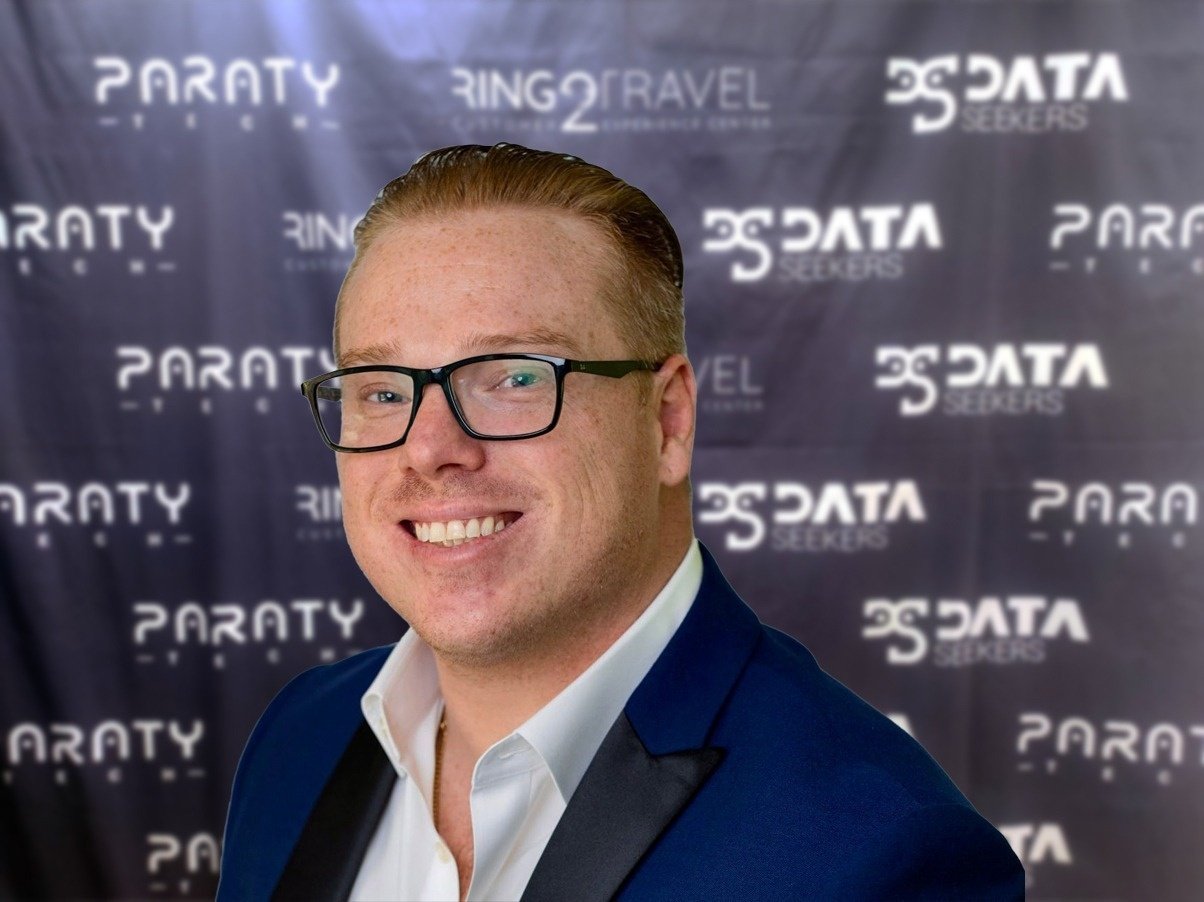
[502,371,543,389]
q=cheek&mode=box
[337,458,384,530]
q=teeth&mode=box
[413,514,510,545]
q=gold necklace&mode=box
[432,714,447,833]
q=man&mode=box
[219,143,1023,900]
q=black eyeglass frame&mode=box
[300,353,663,453]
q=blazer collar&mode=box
[272,721,396,901]
[522,542,762,901]
[273,542,760,901]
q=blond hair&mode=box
[334,143,684,363]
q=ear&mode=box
[653,354,697,488]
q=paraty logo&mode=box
[0,202,175,278]
[874,343,1109,417]
[132,596,365,668]
[115,345,336,415]
[1049,202,1204,277]
[862,596,1089,666]
[0,481,191,550]
[696,480,925,553]
[1016,712,1204,786]
[449,66,771,134]
[146,832,220,898]
[886,52,1128,134]
[281,210,360,273]
[4,718,205,786]
[1028,480,1197,549]
[92,56,340,132]
[701,204,941,284]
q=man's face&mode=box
[335,207,682,667]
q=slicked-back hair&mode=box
[334,143,685,364]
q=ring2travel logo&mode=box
[281,210,360,273]
[696,479,925,553]
[886,52,1128,134]
[695,354,764,414]
[862,595,1089,666]
[449,65,771,133]
[874,343,1109,417]
[91,56,341,132]
[702,204,941,283]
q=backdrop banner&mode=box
[2,1,1201,898]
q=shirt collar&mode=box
[360,539,702,800]
[516,540,702,801]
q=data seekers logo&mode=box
[695,354,764,414]
[0,480,191,551]
[4,718,206,786]
[0,202,176,279]
[131,596,366,668]
[1016,712,1204,786]
[886,52,1128,134]
[1049,202,1204,277]
[998,823,1072,887]
[1028,480,1197,549]
[696,480,925,553]
[92,56,341,132]
[281,210,360,273]
[701,204,941,284]
[874,343,1109,417]
[146,832,220,897]
[295,485,343,542]
[115,345,337,415]
[862,596,1089,666]
[449,66,771,134]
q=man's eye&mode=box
[360,387,409,405]
[500,371,543,389]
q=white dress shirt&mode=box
[349,540,703,902]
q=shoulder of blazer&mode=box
[217,644,394,901]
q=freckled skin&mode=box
[335,207,693,675]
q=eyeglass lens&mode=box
[315,358,559,448]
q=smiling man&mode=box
[218,144,1023,901]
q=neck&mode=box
[433,530,693,759]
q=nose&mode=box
[399,382,487,477]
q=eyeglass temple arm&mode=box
[571,360,662,378]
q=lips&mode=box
[404,512,521,547]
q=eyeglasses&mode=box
[300,353,662,453]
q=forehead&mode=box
[338,207,623,366]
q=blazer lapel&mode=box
[521,712,724,902]
[523,544,762,901]
[272,721,397,901]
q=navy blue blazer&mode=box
[219,545,1023,900]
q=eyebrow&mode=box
[338,329,584,368]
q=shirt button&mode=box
[436,842,452,864]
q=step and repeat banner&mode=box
[2,1,1201,898]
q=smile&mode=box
[405,513,520,547]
